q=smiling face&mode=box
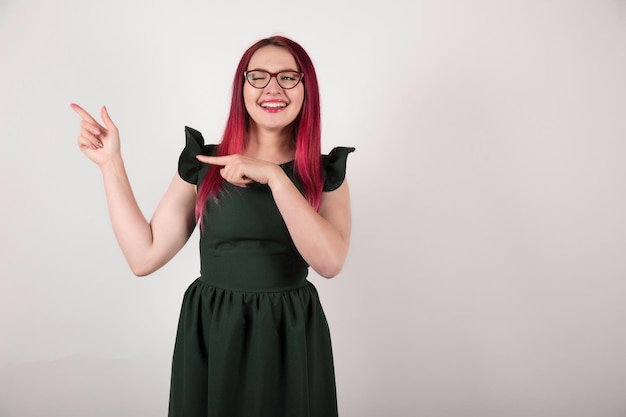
[243,45,305,135]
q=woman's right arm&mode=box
[72,104,197,276]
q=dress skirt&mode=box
[168,276,338,417]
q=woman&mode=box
[72,36,354,416]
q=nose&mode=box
[264,75,282,92]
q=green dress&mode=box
[168,126,355,417]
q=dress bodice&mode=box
[178,126,354,290]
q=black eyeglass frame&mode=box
[243,69,305,89]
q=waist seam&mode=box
[198,276,311,293]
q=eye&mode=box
[247,71,268,81]
[279,72,300,82]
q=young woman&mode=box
[72,35,354,416]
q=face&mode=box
[243,45,304,134]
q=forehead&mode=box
[248,45,298,71]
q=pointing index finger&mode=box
[196,155,229,166]
[70,103,104,129]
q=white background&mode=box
[1,1,626,416]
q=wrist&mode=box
[267,165,291,190]
[100,154,125,176]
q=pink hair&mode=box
[195,36,323,228]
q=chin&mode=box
[253,114,298,132]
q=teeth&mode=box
[261,102,286,108]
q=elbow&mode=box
[315,259,344,279]
[129,261,155,277]
[312,246,349,279]
[319,269,341,279]
[127,251,169,277]
[130,266,150,277]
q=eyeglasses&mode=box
[244,69,304,89]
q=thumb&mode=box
[101,105,117,130]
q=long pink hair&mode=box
[195,36,323,227]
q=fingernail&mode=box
[98,142,104,148]
[93,128,100,135]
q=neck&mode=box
[245,123,296,164]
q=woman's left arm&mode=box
[196,154,352,278]
[270,173,351,278]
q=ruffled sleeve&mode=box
[322,147,355,192]
[178,126,218,185]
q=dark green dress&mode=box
[168,126,355,417]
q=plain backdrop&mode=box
[1,1,626,416]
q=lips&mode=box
[260,100,287,110]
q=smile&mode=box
[260,102,287,109]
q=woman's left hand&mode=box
[196,154,282,187]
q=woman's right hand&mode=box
[71,103,121,167]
